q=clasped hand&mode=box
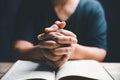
[37,21,78,68]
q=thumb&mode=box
[45,21,66,33]
[45,24,59,33]
[55,21,66,29]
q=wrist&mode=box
[69,44,77,60]
[69,44,85,60]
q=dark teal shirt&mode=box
[15,0,107,50]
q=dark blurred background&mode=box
[99,0,120,62]
[0,0,120,62]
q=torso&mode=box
[16,0,107,49]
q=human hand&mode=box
[37,34,76,68]
[37,21,77,68]
[37,33,77,68]
[38,21,76,43]
[45,21,66,33]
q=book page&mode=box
[1,60,55,80]
[56,60,113,80]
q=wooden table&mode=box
[102,63,120,80]
[0,62,120,80]
[0,62,13,78]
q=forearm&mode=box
[70,44,106,61]
[14,40,43,61]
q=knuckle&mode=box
[74,38,78,43]
[49,32,57,36]
[69,37,78,43]
[56,32,63,36]
[52,42,59,48]
[37,33,45,40]
[52,49,63,56]
[69,37,72,42]
[45,41,57,49]
[47,32,55,38]
[51,56,60,61]
[65,47,70,53]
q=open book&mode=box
[1,60,113,80]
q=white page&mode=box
[1,60,55,80]
[56,60,113,80]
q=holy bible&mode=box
[1,60,113,80]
